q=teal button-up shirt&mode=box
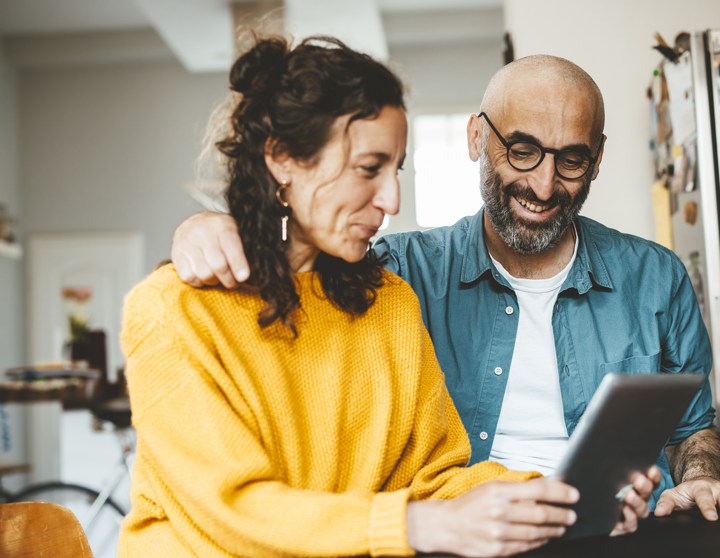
[374,209,715,507]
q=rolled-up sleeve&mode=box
[663,254,716,445]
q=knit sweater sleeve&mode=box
[411,377,542,500]
[121,273,414,558]
[382,321,541,501]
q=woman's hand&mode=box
[171,212,249,288]
[609,465,662,536]
[406,478,579,557]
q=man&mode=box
[170,55,720,545]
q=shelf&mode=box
[0,240,22,260]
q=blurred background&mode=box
[1,1,720,556]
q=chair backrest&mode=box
[0,502,93,557]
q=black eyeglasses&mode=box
[478,112,604,180]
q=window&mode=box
[413,114,483,228]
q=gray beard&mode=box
[479,149,591,254]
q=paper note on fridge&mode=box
[664,51,696,144]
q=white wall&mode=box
[384,39,503,235]
[0,42,22,373]
[505,0,720,241]
[0,40,26,491]
[19,60,228,272]
[390,39,502,108]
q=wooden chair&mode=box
[0,502,93,557]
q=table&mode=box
[528,509,719,557]
[1,367,101,408]
[421,509,719,557]
[0,371,102,485]
[0,378,98,406]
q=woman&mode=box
[119,36,571,558]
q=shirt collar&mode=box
[459,208,614,293]
[460,208,494,284]
[572,217,613,293]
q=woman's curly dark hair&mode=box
[215,34,405,335]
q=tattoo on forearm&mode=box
[667,427,720,484]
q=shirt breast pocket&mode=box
[601,351,661,375]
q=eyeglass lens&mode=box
[508,143,590,179]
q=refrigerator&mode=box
[652,30,720,410]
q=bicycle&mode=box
[0,397,133,558]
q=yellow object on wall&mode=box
[652,181,674,250]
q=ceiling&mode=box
[0,0,151,35]
[0,0,504,71]
[379,0,501,11]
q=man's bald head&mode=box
[481,55,605,145]
[470,55,606,255]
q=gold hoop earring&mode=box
[276,180,292,241]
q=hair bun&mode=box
[230,37,288,96]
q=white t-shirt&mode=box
[488,230,578,476]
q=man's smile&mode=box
[512,195,559,218]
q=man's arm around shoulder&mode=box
[171,211,404,287]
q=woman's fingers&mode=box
[647,465,663,487]
[490,502,576,527]
[624,487,650,519]
[481,478,580,506]
[489,522,567,542]
[409,481,579,557]
[610,505,638,536]
[632,475,654,502]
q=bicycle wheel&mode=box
[12,481,126,558]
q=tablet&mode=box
[553,372,704,540]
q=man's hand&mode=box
[655,477,720,521]
[659,427,720,520]
[609,465,662,536]
[171,212,249,289]
[406,478,579,557]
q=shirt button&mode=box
[505,306,514,315]
[480,431,489,440]
[494,367,503,375]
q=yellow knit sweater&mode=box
[119,265,539,558]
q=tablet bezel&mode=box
[553,372,705,540]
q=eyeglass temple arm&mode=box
[590,135,605,163]
[477,112,510,147]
